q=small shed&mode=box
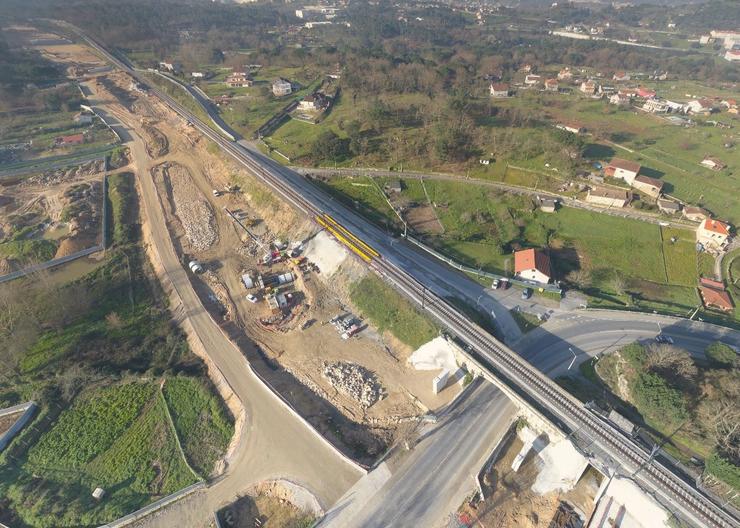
[387,180,402,193]
[92,487,105,500]
[539,197,557,213]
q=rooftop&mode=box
[608,158,641,174]
[514,248,552,278]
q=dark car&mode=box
[521,288,532,300]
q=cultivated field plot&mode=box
[0,27,119,168]
[9,379,228,526]
[0,160,106,274]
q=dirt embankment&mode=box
[142,124,169,158]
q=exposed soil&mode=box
[459,431,602,528]
[217,493,314,528]
[0,411,22,436]
[81,65,460,465]
[405,204,444,235]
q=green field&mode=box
[322,175,718,318]
[350,274,438,349]
[162,376,233,476]
[11,381,199,526]
[0,172,233,527]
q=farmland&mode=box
[325,175,711,317]
[0,172,233,527]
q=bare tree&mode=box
[567,268,592,289]
[646,344,698,382]
[611,272,626,296]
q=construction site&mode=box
[71,53,461,466]
[455,424,602,528]
[0,159,106,273]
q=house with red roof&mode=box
[636,87,656,99]
[544,78,559,92]
[514,248,552,284]
[698,278,734,312]
[54,133,85,147]
[697,218,731,252]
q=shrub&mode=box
[706,342,736,367]
[631,372,688,429]
[706,452,740,490]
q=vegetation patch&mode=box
[350,274,437,349]
[0,169,232,527]
[162,376,234,476]
[591,342,739,494]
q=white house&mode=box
[489,83,511,98]
[697,218,731,252]
[701,157,726,171]
[524,74,542,86]
[272,78,293,97]
[514,248,552,284]
[642,99,670,113]
[606,158,641,184]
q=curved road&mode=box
[86,85,363,526]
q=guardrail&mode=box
[98,481,206,528]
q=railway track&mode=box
[71,26,739,528]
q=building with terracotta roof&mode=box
[514,248,552,284]
[489,83,511,98]
[697,218,731,251]
[606,158,641,184]
[544,78,559,91]
[586,186,630,208]
[54,133,85,147]
[699,278,734,312]
[632,175,664,198]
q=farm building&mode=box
[586,186,630,208]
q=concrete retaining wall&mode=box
[0,402,38,452]
[98,481,206,528]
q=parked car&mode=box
[246,294,259,303]
[655,334,673,344]
[491,278,500,289]
[500,278,510,289]
[521,288,532,300]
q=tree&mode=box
[311,130,349,164]
[611,271,626,296]
[566,268,592,289]
[705,342,736,367]
[645,344,697,387]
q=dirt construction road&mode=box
[92,100,363,525]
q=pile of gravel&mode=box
[322,361,383,408]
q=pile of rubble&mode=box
[322,362,383,408]
[164,163,218,251]
[202,270,234,321]
[24,159,104,187]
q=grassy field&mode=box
[350,274,438,349]
[10,381,198,527]
[0,172,233,527]
[162,376,233,476]
[322,174,720,319]
[272,82,738,223]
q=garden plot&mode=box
[0,159,106,273]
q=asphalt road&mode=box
[90,93,363,526]
[517,310,740,377]
[319,380,516,528]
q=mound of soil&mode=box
[54,236,94,258]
